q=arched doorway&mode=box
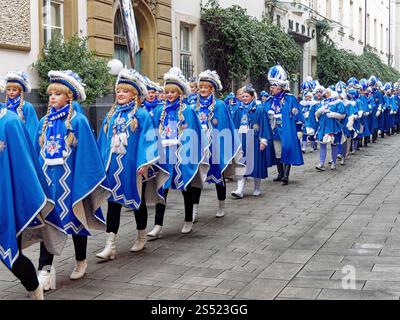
[113,0,157,80]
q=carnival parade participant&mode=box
[142,79,164,126]
[300,91,318,153]
[184,76,199,105]
[224,92,239,117]
[231,84,274,198]
[264,65,304,185]
[368,76,386,140]
[147,67,209,237]
[315,88,346,171]
[359,79,372,147]
[0,106,54,300]
[2,71,39,142]
[190,70,243,220]
[29,70,110,290]
[96,68,168,258]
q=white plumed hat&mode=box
[116,68,149,98]
[163,67,191,96]
[198,70,223,91]
[5,71,32,93]
[48,70,86,102]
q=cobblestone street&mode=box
[3,135,400,300]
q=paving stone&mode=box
[175,275,223,287]
[149,287,195,300]
[258,263,304,281]
[236,279,288,300]
[278,287,322,300]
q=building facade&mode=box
[0,0,397,93]
[0,0,173,89]
[395,0,400,71]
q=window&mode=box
[113,8,141,70]
[180,24,194,80]
[43,0,64,44]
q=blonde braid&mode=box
[17,92,25,123]
[130,96,140,133]
[208,95,216,125]
[65,99,77,147]
[39,105,51,148]
[196,94,201,112]
[103,102,117,134]
[178,96,185,136]
[159,99,167,136]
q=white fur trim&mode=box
[5,71,32,93]
[116,68,148,98]
[163,67,191,96]
[198,70,223,91]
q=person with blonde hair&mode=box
[0,107,53,300]
[30,70,110,291]
[96,68,168,259]
[146,67,209,237]
[3,71,38,142]
[189,70,243,221]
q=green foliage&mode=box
[316,20,400,85]
[200,0,301,92]
[32,33,114,105]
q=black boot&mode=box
[274,159,284,182]
[281,164,291,185]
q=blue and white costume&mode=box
[3,71,39,142]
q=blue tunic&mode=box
[35,109,109,243]
[2,100,39,143]
[341,100,357,138]
[300,100,319,135]
[316,99,346,142]
[367,95,379,131]
[192,98,242,185]
[264,93,304,166]
[0,109,53,269]
[98,103,168,209]
[153,101,209,190]
[359,95,371,137]
[232,101,275,178]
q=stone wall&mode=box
[0,0,31,51]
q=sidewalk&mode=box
[2,135,400,300]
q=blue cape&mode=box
[153,104,210,190]
[232,102,275,178]
[317,100,346,140]
[359,95,371,137]
[264,93,304,166]
[35,110,109,243]
[194,99,243,185]
[0,110,53,269]
[2,100,39,143]
[98,106,168,209]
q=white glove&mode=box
[358,111,363,118]
[376,111,382,117]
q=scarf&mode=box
[44,104,71,165]
[199,95,214,108]
[6,96,21,112]
[240,100,257,126]
[143,99,159,114]
[163,98,181,139]
[271,91,285,114]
